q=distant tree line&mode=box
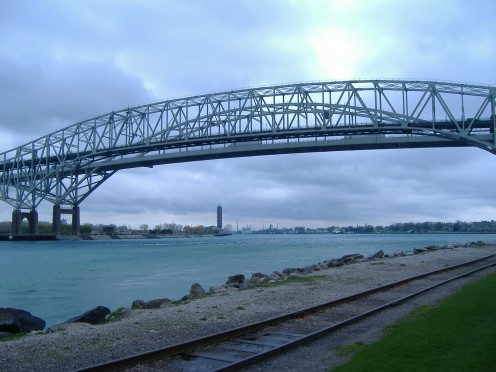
[256,220,496,234]
[94,222,233,236]
[372,220,496,233]
[0,219,75,235]
[0,220,232,236]
[1,219,496,235]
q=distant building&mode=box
[217,205,222,229]
[242,226,252,234]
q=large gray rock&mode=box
[268,271,284,281]
[370,250,385,259]
[414,247,427,254]
[282,267,298,277]
[341,253,364,263]
[251,272,268,279]
[226,274,245,287]
[319,263,327,269]
[0,308,46,333]
[0,313,22,333]
[303,264,320,273]
[341,253,360,260]
[65,306,110,325]
[245,273,269,287]
[131,298,171,309]
[131,300,147,310]
[424,245,439,251]
[146,298,171,309]
[208,285,227,294]
[326,259,340,267]
[189,283,206,298]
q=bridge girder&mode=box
[1,79,495,210]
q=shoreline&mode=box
[1,241,489,327]
[54,231,496,241]
[2,242,496,370]
[1,231,493,242]
[5,234,494,328]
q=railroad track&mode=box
[78,253,496,371]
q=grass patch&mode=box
[106,307,127,322]
[285,275,328,284]
[0,332,28,342]
[335,342,366,356]
[334,273,496,372]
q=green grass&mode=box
[0,332,28,342]
[106,307,127,322]
[333,273,496,371]
[335,342,366,356]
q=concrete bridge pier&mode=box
[72,206,80,236]
[11,209,38,235]
[52,205,80,236]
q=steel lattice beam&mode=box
[1,79,495,210]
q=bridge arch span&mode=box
[1,79,495,235]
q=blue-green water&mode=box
[1,233,493,326]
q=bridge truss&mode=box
[0,79,495,234]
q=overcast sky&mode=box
[1,0,496,229]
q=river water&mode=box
[1,233,494,326]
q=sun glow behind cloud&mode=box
[309,27,363,79]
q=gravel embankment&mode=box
[1,243,496,371]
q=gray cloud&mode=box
[0,0,495,228]
[0,53,152,140]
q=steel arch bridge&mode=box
[1,79,495,235]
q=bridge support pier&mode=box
[11,209,38,235]
[52,205,61,236]
[52,205,80,236]
[72,206,80,236]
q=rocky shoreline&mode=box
[0,241,486,333]
[124,241,484,310]
[1,241,495,371]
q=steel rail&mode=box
[214,258,496,371]
[76,253,496,371]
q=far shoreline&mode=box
[2,230,496,242]
[71,231,496,240]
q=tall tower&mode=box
[217,205,222,229]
